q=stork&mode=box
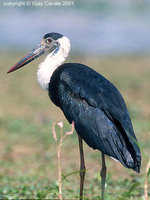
[7,32,141,200]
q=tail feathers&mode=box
[128,155,141,173]
[111,153,141,173]
[111,119,141,173]
[120,150,141,173]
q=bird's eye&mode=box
[46,38,52,43]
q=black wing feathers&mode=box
[49,63,141,172]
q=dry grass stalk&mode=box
[52,121,74,200]
[144,158,150,200]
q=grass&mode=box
[0,52,150,199]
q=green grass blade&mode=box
[62,168,89,181]
[147,168,150,178]
[119,182,140,200]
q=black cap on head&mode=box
[43,32,63,40]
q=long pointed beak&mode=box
[7,44,46,74]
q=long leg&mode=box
[78,134,86,200]
[100,152,107,200]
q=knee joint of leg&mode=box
[100,166,107,177]
[80,167,86,177]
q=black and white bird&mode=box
[7,32,141,200]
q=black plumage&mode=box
[49,63,141,173]
[43,32,63,40]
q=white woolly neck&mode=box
[37,36,70,91]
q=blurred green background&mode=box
[0,0,150,199]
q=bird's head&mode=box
[7,32,70,74]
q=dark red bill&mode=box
[7,44,45,74]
